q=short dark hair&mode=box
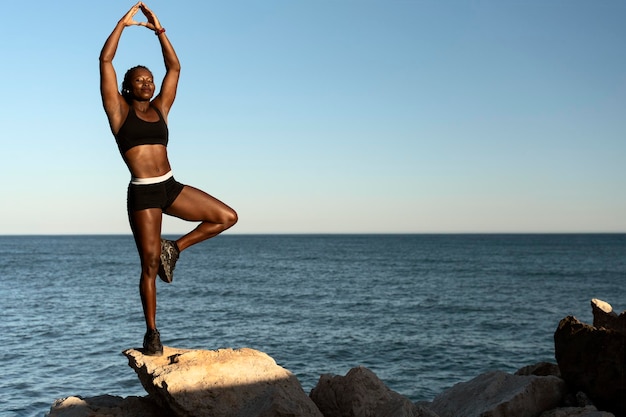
[121,65,152,103]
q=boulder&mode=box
[309,366,431,417]
[123,346,322,417]
[554,311,626,416]
[47,395,161,417]
[428,370,566,417]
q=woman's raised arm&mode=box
[99,2,143,133]
[140,3,181,118]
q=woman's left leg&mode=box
[165,185,238,252]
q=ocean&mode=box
[1,234,624,417]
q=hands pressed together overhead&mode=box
[121,2,163,33]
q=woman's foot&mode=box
[158,239,179,283]
[143,328,163,356]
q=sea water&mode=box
[1,234,624,417]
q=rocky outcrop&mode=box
[554,300,626,417]
[123,346,322,417]
[48,361,612,417]
[48,299,625,417]
[428,370,566,417]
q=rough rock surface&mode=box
[47,395,162,417]
[309,366,434,417]
[515,362,561,378]
[554,311,626,416]
[123,346,322,417]
[428,370,566,417]
[539,406,615,417]
[591,298,626,334]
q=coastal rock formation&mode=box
[48,299,625,417]
[47,359,616,417]
[123,346,322,417]
[428,370,566,417]
[554,300,626,417]
[309,366,436,417]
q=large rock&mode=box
[309,366,434,417]
[554,309,626,417]
[428,370,566,417]
[123,346,323,417]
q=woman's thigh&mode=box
[129,208,163,260]
[165,185,236,224]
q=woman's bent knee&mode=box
[225,208,238,229]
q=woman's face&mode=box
[128,68,155,101]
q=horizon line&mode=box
[1,232,625,237]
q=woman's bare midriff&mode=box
[123,144,171,178]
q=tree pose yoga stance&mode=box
[99,2,237,356]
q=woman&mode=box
[99,2,237,356]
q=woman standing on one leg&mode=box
[99,2,237,356]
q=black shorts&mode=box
[127,176,185,212]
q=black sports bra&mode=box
[115,106,169,154]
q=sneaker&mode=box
[158,239,179,284]
[143,329,163,356]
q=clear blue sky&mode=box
[1,1,624,234]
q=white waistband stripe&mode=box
[130,171,174,185]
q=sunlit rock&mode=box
[123,346,322,417]
[591,298,626,333]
